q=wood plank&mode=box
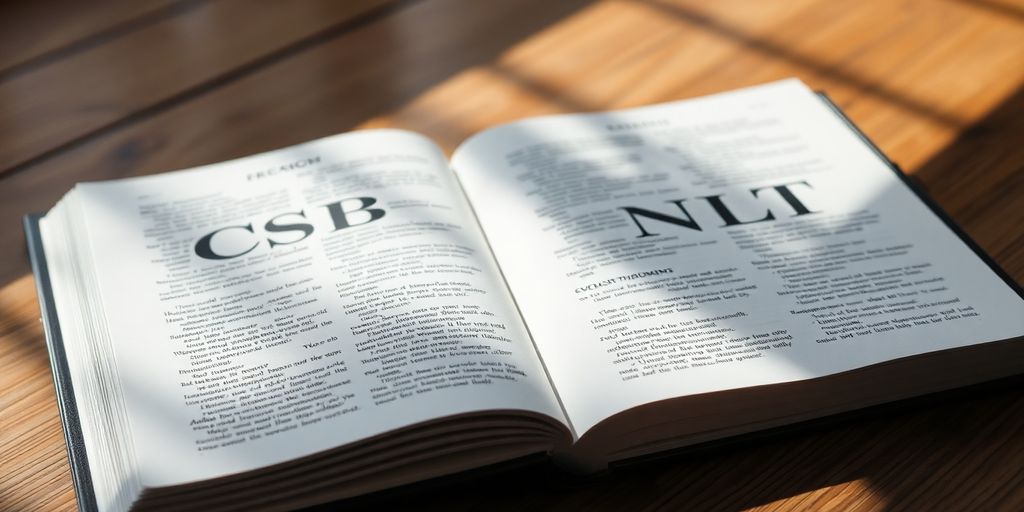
[0,0,595,287]
[0,0,398,174]
[0,0,1022,510]
[0,276,76,512]
[0,0,183,75]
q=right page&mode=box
[451,79,1024,436]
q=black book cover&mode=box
[24,213,99,512]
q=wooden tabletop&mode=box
[1,0,1022,510]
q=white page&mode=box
[68,129,566,486]
[452,79,1024,436]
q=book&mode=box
[24,79,1024,512]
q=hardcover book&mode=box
[24,79,1024,512]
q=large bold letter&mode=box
[751,180,819,217]
[620,200,702,238]
[324,197,386,231]
[699,194,775,227]
[265,210,314,248]
[195,224,258,260]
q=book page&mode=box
[61,130,566,486]
[451,79,1024,436]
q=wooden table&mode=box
[1,0,1022,510]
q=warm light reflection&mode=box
[0,274,48,373]
[0,273,75,510]
[751,478,886,511]
[360,0,1022,177]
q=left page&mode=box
[45,129,566,487]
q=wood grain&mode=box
[0,0,1022,510]
[0,0,397,174]
[0,0,182,75]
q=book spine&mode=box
[23,214,99,512]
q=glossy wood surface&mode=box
[1,0,1022,510]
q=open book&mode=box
[25,79,1024,512]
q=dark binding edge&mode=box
[24,214,99,512]
[814,91,1024,299]
[609,372,1024,472]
